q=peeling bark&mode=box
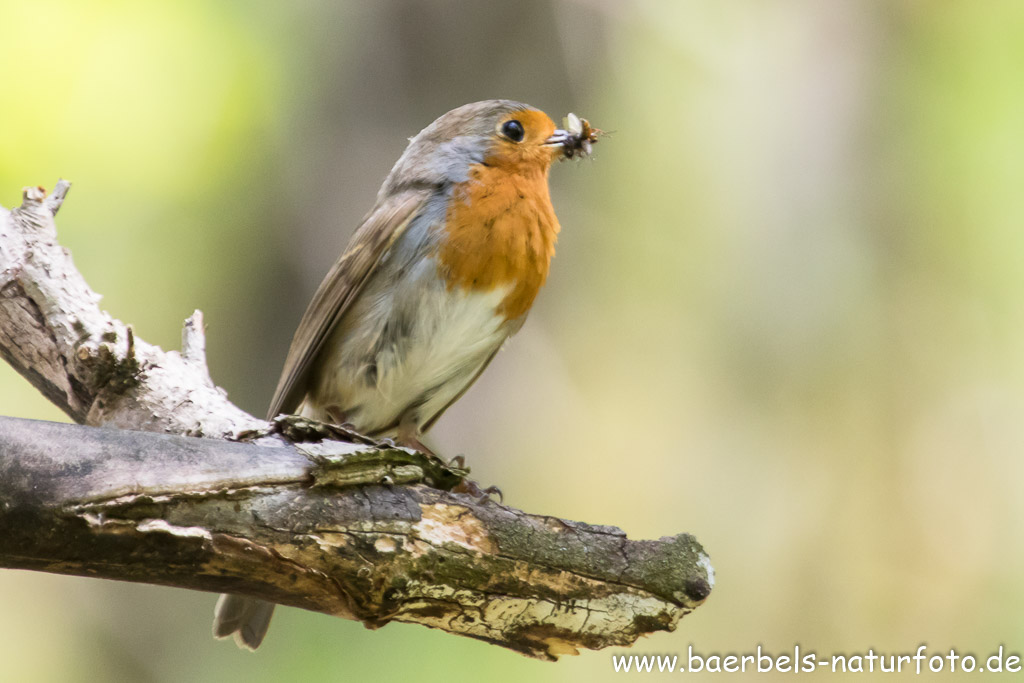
[0,182,713,659]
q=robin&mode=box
[213,99,598,649]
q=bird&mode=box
[213,99,597,650]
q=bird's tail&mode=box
[212,594,276,651]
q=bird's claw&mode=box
[453,479,503,505]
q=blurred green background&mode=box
[3,0,1024,680]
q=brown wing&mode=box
[267,189,429,419]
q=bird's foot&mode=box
[453,479,503,505]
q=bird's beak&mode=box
[544,113,598,159]
[544,129,573,149]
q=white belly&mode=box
[302,256,514,435]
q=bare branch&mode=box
[0,182,713,658]
[43,178,71,215]
[0,181,261,437]
[0,416,711,660]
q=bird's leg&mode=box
[325,405,347,426]
[396,415,500,503]
[396,414,438,457]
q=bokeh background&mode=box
[3,0,1024,680]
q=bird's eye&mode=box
[501,119,525,142]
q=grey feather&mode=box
[213,595,276,651]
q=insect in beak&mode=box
[545,113,601,159]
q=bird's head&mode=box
[380,100,597,195]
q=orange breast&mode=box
[437,162,560,321]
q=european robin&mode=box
[213,99,598,649]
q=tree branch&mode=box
[0,182,260,437]
[0,182,713,659]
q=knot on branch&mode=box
[10,182,69,227]
[74,327,140,395]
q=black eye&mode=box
[501,119,525,142]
